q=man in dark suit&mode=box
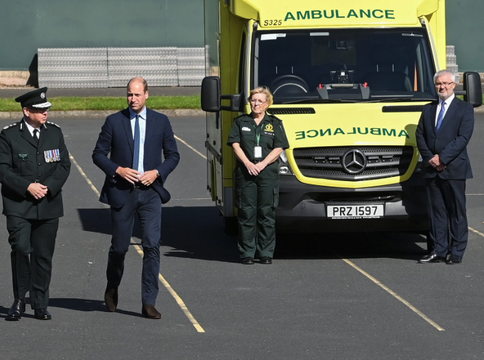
[93,77,180,319]
[0,88,71,320]
[416,69,474,264]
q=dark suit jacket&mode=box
[92,108,180,208]
[416,97,474,179]
[0,120,71,220]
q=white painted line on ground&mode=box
[339,256,445,332]
[469,226,484,237]
[175,135,206,160]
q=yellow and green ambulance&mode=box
[201,0,481,234]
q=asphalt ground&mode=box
[0,113,484,359]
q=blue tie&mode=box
[133,115,140,170]
[436,101,446,132]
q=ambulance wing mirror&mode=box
[201,76,244,112]
[201,76,221,112]
[220,93,244,112]
[462,72,482,108]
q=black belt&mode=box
[133,183,150,190]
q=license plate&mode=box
[327,204,384,219]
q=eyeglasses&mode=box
[250,99,266,104]
[435,82,454,87]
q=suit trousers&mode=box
[7,216,58,309]
[107,187,162,305]
[426,177,468,259]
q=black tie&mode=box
[33,129,39,145]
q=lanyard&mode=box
[254,122,262,146]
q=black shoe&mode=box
[142,304,161,319]
[418,254,445,264]
[104,286,118,312]
[242,257,254,265]
[446,255,462,265]
[34,309,52,320]
[6,299,25,321]
[259,257,272,265]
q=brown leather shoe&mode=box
[104,287,118,312]
[142,304,161,319]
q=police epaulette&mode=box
[46,121,60,128]
[3,122,17,130]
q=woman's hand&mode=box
[246,162,262,176]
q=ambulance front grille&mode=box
[292,146,414,181]
[269,107,316,115]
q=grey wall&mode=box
[0,0,482,72]
[446,0,483,72]
[0,0,204,70]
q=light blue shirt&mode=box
[129,107,147,173]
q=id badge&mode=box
[254,146,262,159]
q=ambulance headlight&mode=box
[279,150,288,163]
[278,150,293,175]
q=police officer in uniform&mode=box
[0,88,71,320]
[227,87,289,265]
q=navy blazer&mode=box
[416,97,474,180]
[93,108,180,208]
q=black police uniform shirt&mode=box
[227,113,289,162]
[0,120,71,220]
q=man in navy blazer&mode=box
[93,77,180,318]
[416,69,474,264]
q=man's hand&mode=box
[139,170,158,186]
[116,167,141,184]
[27,183,48,200]
[429,154,446,172]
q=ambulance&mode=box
[201,0,482,234]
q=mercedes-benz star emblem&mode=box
[342,149,367,174]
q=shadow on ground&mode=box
[77,206,428,263]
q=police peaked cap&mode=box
[15,87,52,109]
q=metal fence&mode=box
[38,45,461,88]
[38,47,205,88]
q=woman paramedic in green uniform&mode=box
[227,87,289,265]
